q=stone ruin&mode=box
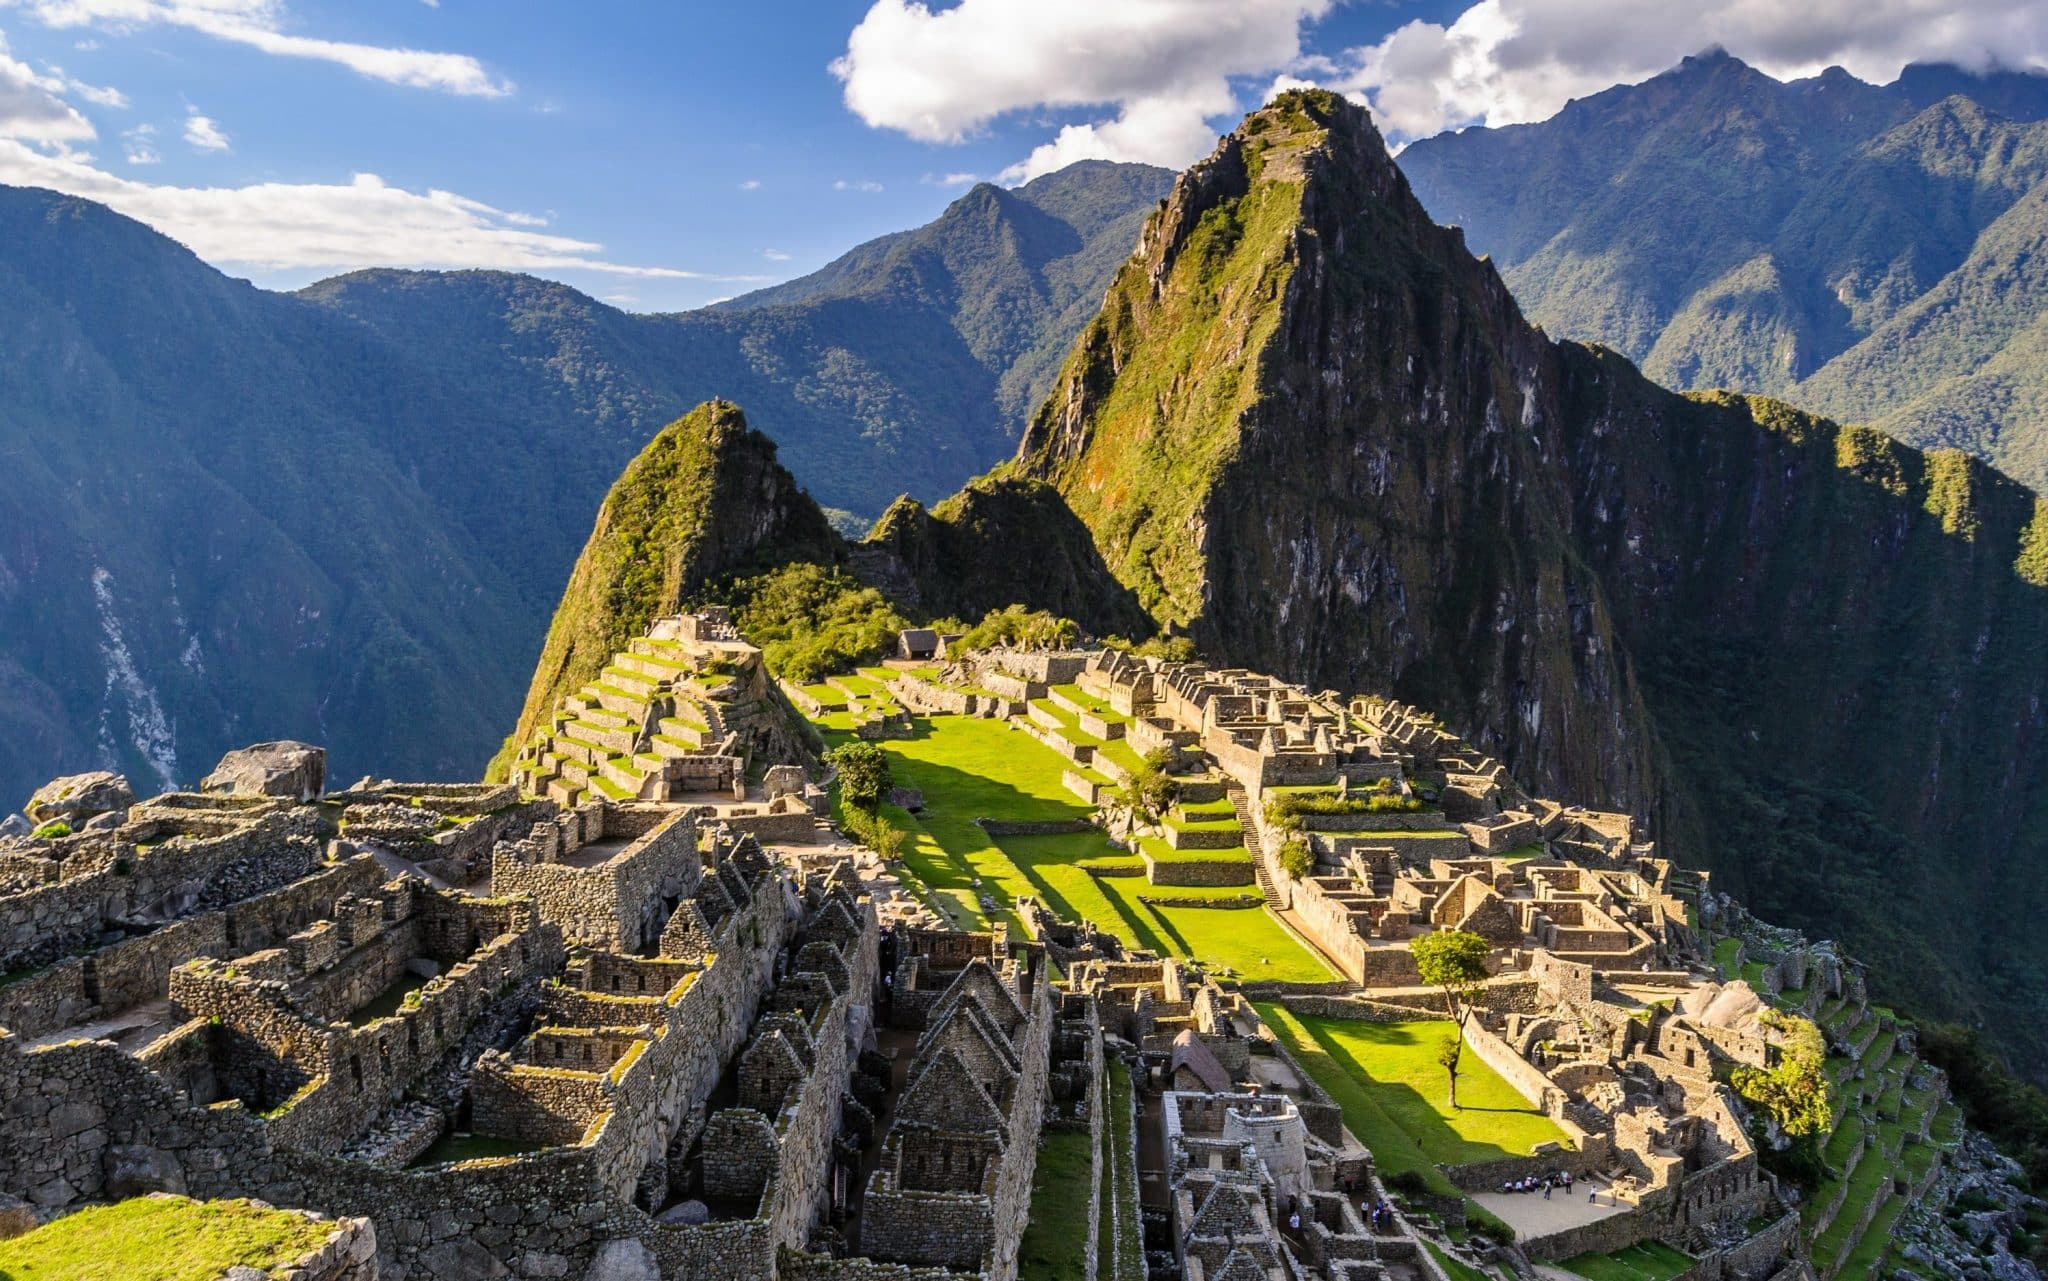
[0,619,1998,1281]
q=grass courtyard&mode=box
[814,709,1333,982]
[1257,1005,1570,1174]
[0,1196,338,1281]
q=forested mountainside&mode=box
[0,162,1166,809]
[520,92,2048,1073]
[1398,51,2048,489]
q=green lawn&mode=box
[814,709,1333,980]
[1019,1128,1095,1281]
[1257,1006,1568,1167]
[1562,1242,1694,1281]
[0,1197,336,1281]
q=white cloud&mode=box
[1311,0,2048,142]
[181,105,226,150]
[833,178,883,192]
[737,178,760,191]
[120,119,154,163]
[42,63,124,106]
[925,170,978,186]
[0,31,95,140]
[831,0,1333,181]
[5,0,512,96]
[762,248,790,261]
[0,139,768,281]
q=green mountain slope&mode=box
[1398,52,2048,489]
[1002,91,2048,1067]
[0,162,1168,810]
[493,401,841,771]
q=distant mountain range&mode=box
[1400,50,2048,489]
[0,161,1170,809]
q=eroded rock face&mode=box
[25,771,134,825]
[201,741,326,801]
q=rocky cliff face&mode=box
[1015,91,2048,1060]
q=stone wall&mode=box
[0,810,325,974]
[0,857,383,1040]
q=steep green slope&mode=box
[1398,53,2048,490]
[1008,90,2048,1070]
[492,401,841,773]
[0,161,1164,809]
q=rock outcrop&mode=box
[25,771,134,826]
[201,741,326,801]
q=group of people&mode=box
[1359,1198,1395,1234]
[1500,1170,1575,1200]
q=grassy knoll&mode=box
[1257,1006,1568,1167]
[1019,1127,1095,1281]
[1562,1242,1694,1281]
[0,1197,336,1281]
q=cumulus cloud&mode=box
[4,0,512,96]
[0,32,95,140]
[181,105,225,150]
[833,178,883,192]
[0,138,764,281]
[1315,0,2048,142]
[831,0,1333,181]
[737,178,760,191]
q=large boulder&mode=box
[201,741,326,801]
[581,1240,659,1281]
[25,772,134,825]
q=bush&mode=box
[1278,837,1314,880]
[725,562,907,684]
[955,604,1080,652]
[30,820,71,840]
[1470,1217,1516,1245]
[826,742,892,813]
[1125,747,1181,819]
[840,805,905,860]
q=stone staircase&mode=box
[1227,785,1287,910]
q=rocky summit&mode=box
[4,58,2048,1281]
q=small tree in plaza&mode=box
[1412,928,1492,1109]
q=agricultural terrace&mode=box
[812,694,1334,984]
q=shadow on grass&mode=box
[1303,1018,1553,1165]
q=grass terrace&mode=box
[1257,1006,1570,1170]
[1561,1242,1694,1281]
[0,1196,336,1281]
[812,705,1332,980]
[1018,1127,1094,1281]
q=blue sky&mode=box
[0,0,2035,311]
